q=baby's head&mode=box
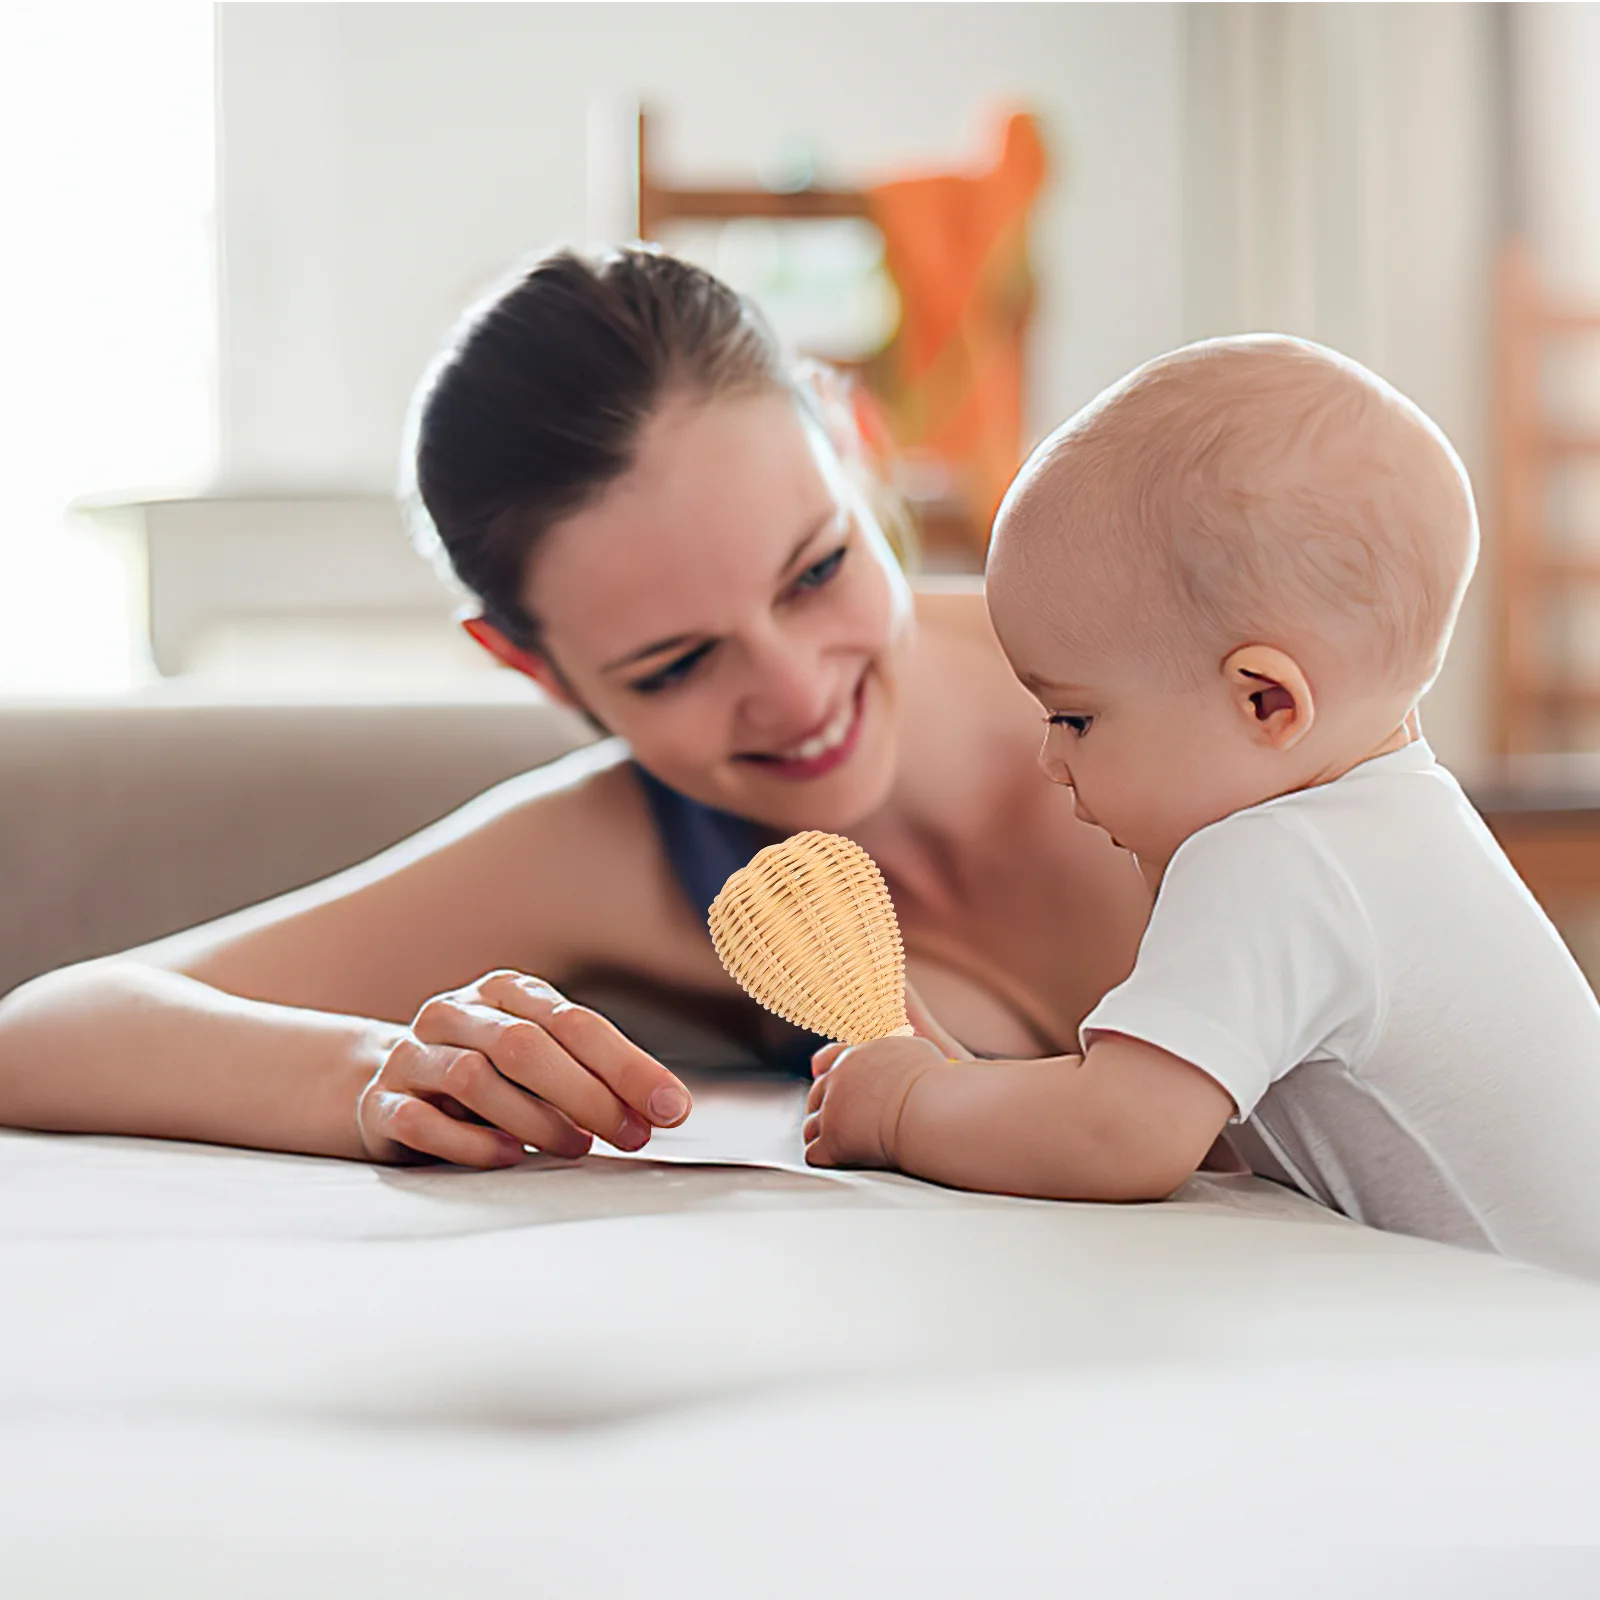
[986,335,1478,873]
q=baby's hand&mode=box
[803,1034,945,1171]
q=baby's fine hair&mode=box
[1003,336,1480,696]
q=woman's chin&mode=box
[717,667,898,832]
[770,772,893,834]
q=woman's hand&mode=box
[356,970,692,1167]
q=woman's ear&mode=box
[459,615,577,709]
[1221,645,1315,751]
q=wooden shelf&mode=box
[1471,756,1600,910]
[1494,239,1600,753]
[1541,429,1600,459]
[1540,310,1600,336]
[636,109,875,234]
[631,106,998,563]
[642,188,872,229]
[1500,679,1600,719]
[1521,685,1600,709]
[1533,555,1600,582]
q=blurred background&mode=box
[2,3,1598,772]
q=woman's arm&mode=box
[0,961,398,1158]
[0,744,710,1161]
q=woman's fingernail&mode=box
[648,1085,690,1125]
[519,978,559,1002]
[615,1111,649,1150]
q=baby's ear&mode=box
[1221,645,1315,751]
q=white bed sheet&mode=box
[5,1081,1600,1596]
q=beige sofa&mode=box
[5,697,1600,1593]
[0,695,594,997]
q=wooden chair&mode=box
[1494,238,1600,756]
[635,108,872,235]
[1479,239,1600,926]
[630,107,983,563]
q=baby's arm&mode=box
[803,1032,1233,1201]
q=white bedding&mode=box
[5,1080,1600,1596]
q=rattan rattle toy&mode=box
[708,830,915,1045]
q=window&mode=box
[0,4,215,696]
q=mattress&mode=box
[4,1079,1599,1597]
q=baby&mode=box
[804,334,1600,1280]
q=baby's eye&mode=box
[1047,713,1093,737]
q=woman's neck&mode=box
[854,585,1046,906]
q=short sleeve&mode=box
[1080,810,1381,1120]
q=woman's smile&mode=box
[735,674,868,782]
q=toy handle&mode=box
[902,985,973,1060]
[882,1021,959,1064]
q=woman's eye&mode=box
[631,642,713,695]
[789,545,847,595]
[1048,713,1093,737]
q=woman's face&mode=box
[524,389,913,833]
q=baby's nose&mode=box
[1037,735,1073,788]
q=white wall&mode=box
[215,2,1501,766]
[215,1,1186,491]
[1515,4,1600,300]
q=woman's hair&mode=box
[404,243,907,649]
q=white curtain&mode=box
[1180,2,1502,771]
[1513,5,1600,302]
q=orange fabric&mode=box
[867,109,1047,549]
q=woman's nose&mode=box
[743,634,830,733]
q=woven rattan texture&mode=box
[708,830,912,1044]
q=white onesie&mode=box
[1080,738,1600,1279]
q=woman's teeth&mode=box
[773,698,855,762]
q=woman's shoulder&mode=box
[473,741,729,985]
[148,729,719,1020]
[908,576,1035,708]
[910,574,991,639]
[469,735,661,859]
[887,576,1049,825]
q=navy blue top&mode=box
[633,763,827,1076]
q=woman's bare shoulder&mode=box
[142,738,708,1020]
[420,735,653,856]
[472,741,704,930]
[884,573,1058,835]
[910,577,1039,710]
[911,575,991,639]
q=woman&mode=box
[0,246,1150,1168]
